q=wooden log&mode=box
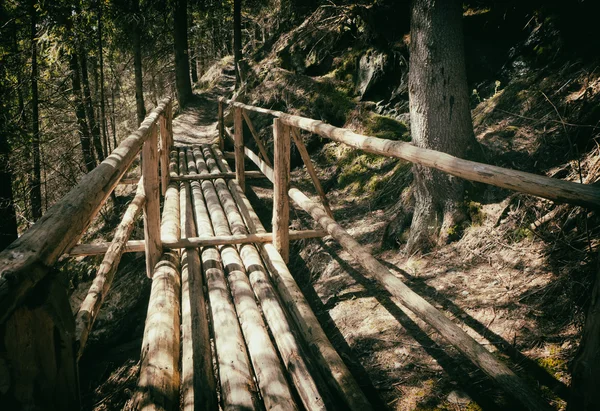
[159,111,170,196]
[225,127,234,144]
[179,150,217,411]
[234,107,245,192]
[290,127,333,217]
[195,146,294,410]
[66,229,327,256]
[171,171,265,181]
[119,177,141,185]
[142,123,162,278]
[242,109,272,167]
[161,149,180,244]
[223,151,235,160]
[218,98,225,151]
[0,97,170,323]
[272,119,290,263]
[205,144,325,410]
[240,143,552,411]
[75,180,146,358]
[224,98,600,209]
[134,252,181,411]
[212,146,373,411]
[190,146,259,410]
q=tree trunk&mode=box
[80,47,104,162]
[568,258,600,411]
[233,0,244,87]
[70,53,96,173]
[0,107,18,252]
[30,0,42,220]
[404,0,476,253]
[98,0,109,155]
[132,0,146,126]
[174,0,193,107]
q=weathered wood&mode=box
[223,151,235,159]
[119,177,141,185]
[0,98,170,323]
[205,144,324,410]
[159,108,171,196]
[179,150,217,411]
[75,180,146,358]
[242,109,272,167]
[142,123,162,278]
[218,98,225,151]
[212,146,373,411]
[234,107,245,192]
[190,146,259,410]
[134,252,181,411]
[196,146,293,410]
[290,127,333,217]
[224,98,600,208]
[273,119,290,263]
[161,149,180,244]
[171,171,265,181]
[66,229,327,256]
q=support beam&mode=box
[159,106,171,196]
[75,180,145,357]
[290,127,333,217]
[217,98,224,151]
[171,171,264,181]
[242,109,272,167]
[234,107,245,192]
[66,229,327,256]
[272,118,290,263]
[142,124,162,278]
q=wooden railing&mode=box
[0,97,172,410]
[218,97,598,411]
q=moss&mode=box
[467,201,485,225]
[365,114,410,141]
[512,227,534,242]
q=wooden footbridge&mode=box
[1,96,599,411]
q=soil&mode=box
[78,62,593,411]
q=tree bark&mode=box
[98,0,109,154]
[174,0,193,107]
[404,0,477,253]
[30,0,42,220]
[80,46,105,162]
[0,105,18,251]
[233,0,244,87]
[568,258,600,411]
[70,53,96,173]
[133,0,146,126]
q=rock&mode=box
[447,390,472,405]
[356,50,388,100]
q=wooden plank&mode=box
[161,149,180,244]
[179,149,217,411]
[205,144,326,410]
[218,98,225,151]
[290,127,333,217]
[142,123,162,278]
[272,119,290,263]
[119,177,140,185]
[159,112,170,196]
[66,229,327,256]
[196,145,294,410]
[75,180,145,357]
[0,97,170,323]
[224,98,600,208]
[242,109,272,167]
[133,251,181,411]
[234,107,245,192]
[171,171,265,181]
[212,145,373,411]
[190,146,259,410]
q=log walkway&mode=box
[3,90,597,410]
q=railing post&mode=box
[218,98,224,151]
[159,103,171,196]
[234,106,245,193]
[272,118,290,263]
[142,123,162,277]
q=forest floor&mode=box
[78,61,586,411]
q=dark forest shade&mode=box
[174,0,193,107]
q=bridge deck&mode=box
[136,143,368,410]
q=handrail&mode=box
[223,98,600,208]
[0,97,172,323]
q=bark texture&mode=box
[30,0,42,220]
[405,0,476,253]
[174,0,193,107]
